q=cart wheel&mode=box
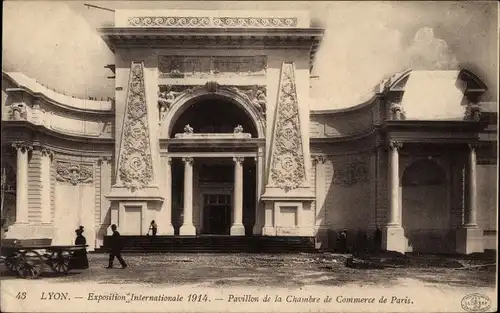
[5,252,27,276]
[17,255,43,279]
[4,257,19,273]
[50,251,71,274]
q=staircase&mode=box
[97,235,317,253]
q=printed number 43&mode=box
[16,292,27,299]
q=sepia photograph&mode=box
[1,1,498,312]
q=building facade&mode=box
[1,10,497,254]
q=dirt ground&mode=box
[1,253,496,289]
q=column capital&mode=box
[12,141,33,153]
[312,155,326,165]
[166,157,172,165]
[388,140,403,151]
[182,157,194,165]
[468,143,480,151]
[97,156,112,165]
[233,157,244,164]
[39,146,54,159]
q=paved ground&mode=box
[1,253,496,289]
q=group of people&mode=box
[69,220,160,270]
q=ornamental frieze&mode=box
[158,56,266,78]
[127,16,298,28]
[128,16,210,27]
[332,162,368,187]
[117,62,154,189]
[268,62,306,192]
[213,17,298,28]
[56,161,93,185]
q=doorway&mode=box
[202,194,231,235]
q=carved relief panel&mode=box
[158,56,267,78]
[158,84,267,121]
[56,161,93,185]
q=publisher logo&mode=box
[461,293,491,312]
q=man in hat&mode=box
[106,224,127,269]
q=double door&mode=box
[202,194,231,235]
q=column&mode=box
[231,157,245,235]
[180,157,196,235]
[161,157,175,235]
[12,142,32,224]
[381,140,405,253]
[40,147,53,224]
[465,144,478,226]
[388,141,402,226]
[456,144,483,254]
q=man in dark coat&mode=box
[106,224,127,269]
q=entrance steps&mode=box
[97,235,317,253]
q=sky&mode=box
[2,1,498,108]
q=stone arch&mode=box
[162,85,266,139]
[400,159,451,253]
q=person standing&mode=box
[71,226,89,269]
[106,224,127,269]
[149,220,158,237]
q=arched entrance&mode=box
[401,159,451,253]
[170,96,258,137]
[167,94,259,236]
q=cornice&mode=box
[99,27,323,68]
[2,73,114,116]
[2,121,114,145]
[310,95,379,116]
[310,128,376,144]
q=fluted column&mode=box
[40,147,53,224]
[231,157,245,235]
[180,157,196,235]
[388,141,402,226]
[465,144,478,227]
[12,142,32,224]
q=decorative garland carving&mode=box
[128,17,210,27]
[213,17,298,28]
[56,161,93,185]
[118,62,154,189]
[332,162,368,187]
[158,56,266,78]
[268,62,306,191]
